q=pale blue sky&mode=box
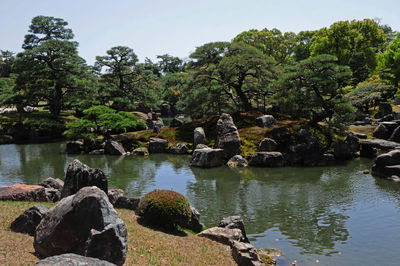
[1,0,399,64]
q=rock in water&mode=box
[169,142,190,154]
[215,113,241,159]
[249,152,284,167]
[34,186,127,265]
[10,205,48,235]
[190,148,224,168]
[231,241,263,266]
[194,127,206,147]
[35,253,115,266]
[105,140,126,155]
[61,159,108,198]
[148,137,168,153]
[219,216,249,243]
[65,141,83,154]
[227,155,248,168]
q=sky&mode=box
[1,0,399,65]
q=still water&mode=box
[1,142,400,265]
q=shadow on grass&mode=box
[136,216,188,237]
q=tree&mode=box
[157,54,184,73]
[275,54,355,128]
[348,82,389,112]
[293,31,316,61]
[310,19,386,84]
[13,16,90,116]
[377,33,400,96]
[0,50,15,78]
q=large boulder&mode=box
[197,227,244,245]
[215,113,241,159]
[227,155,248,168]
[249,152,284,167]
[256,115,276,128]
[35,253,116,266]
[34,186,127,265]
[105,140,126,155]
[0,184,56,202]
[258,138,278,152]
[10,205,49,235]
[39,177,64,192]
[373,124,390,140]
[65,141,83,154]
[375,102,392,119]
[190,148,224,168]
[361,138,400,151]
[169,142,190,154]
[107,189,124,205]
[390,126,400,142]
[219,216,249,243]
[231,241,263,266]
[61,159,108,198]
[194,127,206,147]
[148,137,168,153]
[372,149,400,180]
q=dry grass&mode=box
[0,201,235,266]
[348,125,376,138]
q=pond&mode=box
[1,142,400,265]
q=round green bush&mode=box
[137,190,191,229]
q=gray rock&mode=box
[44,188,61,202]
[65,141,83,154]
[361,139,400,151]
[249,152,284,167]
[0,134,13,144]
[215,113,241,159]
[390,126,400,142]
[170,117,184,127]
[34,186,127,265]
[190,148,224,168]
[132,147,149,156]
[197,227,244,245]
[372,149,400,181]
[39,177,64,192]
[108,189,124,205]
[195,144,209,149]
[10,205,48,235]
[194,127,206,147]
[89,149,105,155]
[187,207,204,233]
[35,253,116,266]
[219,216,249,243]
[148,137,168,153]
[351,132,367,139]
[258,138,277,152]
[231,241,263,266]
[393,111,400,120]
[256,115,276,128]
[375,102,392,119]
[61,159,108,198]
[373,124,390,140]
[0,184,51,202]
[227,155,248,168]
[113,196,140,210]
[105,140,126,155]
[169,142,190,154]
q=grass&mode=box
[0,201,235,266]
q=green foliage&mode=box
[377,33,400,96]
[64,105,146,139]
[137,189,192,230]
[348,82,389,112]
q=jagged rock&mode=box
[0,184,50,202]
[65,141,83,154]
[227,155,248,168]
[44,188,61,202]
[170,117,184,127]
[105,140,126,155]
[375,102,392,119]
[169,142,190,154]
[195,144,209,149]
[148,138,168,153]
[132,147,149,156]
[61,159,108,198]
[194,127,206,147]
[0,134,13,144]
[35,253,115,266]
[219,216,249,243]
[108,189,124,205]
[39,177,64,192]
[215,113,241,159]
[187,207,204,233]
[231,241,263,266]
[256,115,276,128]
[113,196,140,210]
[249,152,284,167]
[390,126,400,142]
[190,148,224,168]
[34,186,127,265]
[373,124,390,139]
[197,227,244,245]
[10,205,49,235]
[89,149,105,155]
[258,138,277,152]
[360,143,378,158]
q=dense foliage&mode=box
[137,190,192,230]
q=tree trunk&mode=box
[50,84,62,116]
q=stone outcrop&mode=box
[197,227,244,245]
[133,147,149,156]
[105,140,126,155]
[10,205,49,235]
[258,138,277,152]
[35,253,116,266]
[61,159,108,198]
[0,184,57,202]
[256,115,276,128]
[148,137,168,153]
[227,155,248,168]
[190,148,224,168]
[194,127,206,147]
[34,186,127,265]
[231,240,263,266]
[219,216,249,243]
[65,141,83,154]
[169,142,190,154]
[249,152,284,167]
[108,189,124,205]
[215,113,241,159]
[39,177,64,192]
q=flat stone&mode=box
[361,139,400,151]
[197,227,244,245]
[190,148,224,168]
[0,184,50,202]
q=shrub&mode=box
[137,190,191,230]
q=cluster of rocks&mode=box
[372,149,400,182]
[198,216,277,266]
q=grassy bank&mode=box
[0,201,235,265]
